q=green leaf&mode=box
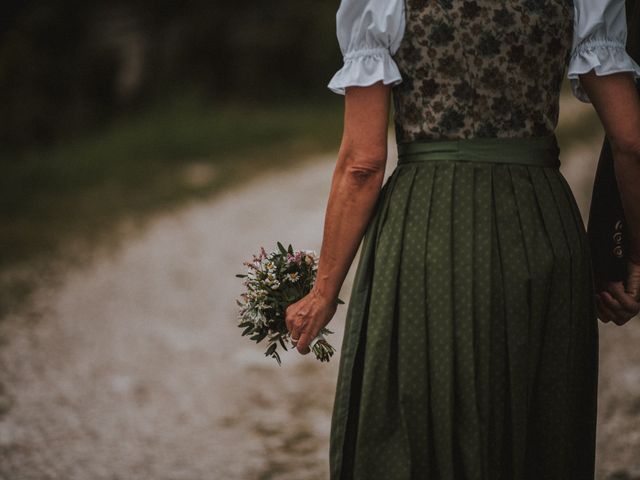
[265,342,277,355]
[235,273,247,278]
[241,325,253,336]
[251,331,268,343]
[278,336,288,350]
[287,244,294,255]
[277,241,287,255]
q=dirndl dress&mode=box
[328,1,599,479]
[328,136,598,480]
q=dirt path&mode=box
[0,136,639,480]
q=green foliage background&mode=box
[0,0,341,150]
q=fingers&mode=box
[595,294,615,324]
[285,304,303,341]
[594,281,640,326]
[296,331,313,355]
[285,305,294,333]
[600,292,630,325]
[597,292,635,326]
[285,305,312,351]
[606,282,640,313]
[289,326,302,345]
[599,290,635,324]
[286,306,314,354]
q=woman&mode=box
[285,0,640,478]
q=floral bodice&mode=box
[391,0,573,142]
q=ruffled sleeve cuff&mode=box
[327,47,403,95]
[567,39,640,103]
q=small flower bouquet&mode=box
[235,242,344,365]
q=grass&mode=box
[0,90,345,316]
[0,91,345,270]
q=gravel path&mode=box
[0,136,639,480]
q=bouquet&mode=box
[235,242,344,364]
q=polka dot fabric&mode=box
[328,138,599,480]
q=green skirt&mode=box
[329,135,599,480]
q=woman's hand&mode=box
[285,288,338,355]
[595,259,640,325]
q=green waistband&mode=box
[396,135,561,167]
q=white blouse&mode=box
[327,0,640,103]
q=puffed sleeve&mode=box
[567,0,640,103]
[327,0,406,95]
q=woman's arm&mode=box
[285,81,391,354]
[579,70,640,321]
[313,83,391,301]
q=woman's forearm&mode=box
[311,82,392,304]
[312,160,386,303]
[579,71,640,260]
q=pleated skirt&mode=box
[329,135,599,480]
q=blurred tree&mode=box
[0,0,341,150]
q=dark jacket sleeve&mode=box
[587,137,630,282]
[586,0,640,283]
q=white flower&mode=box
[285,272,300,283]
